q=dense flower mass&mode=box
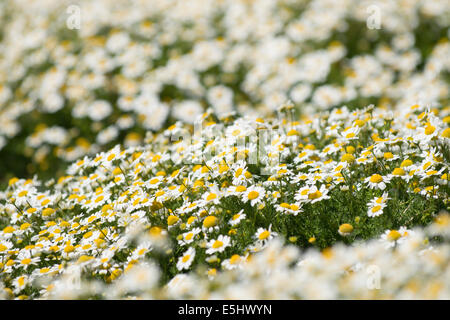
[0,103,449,299]
[0,0,449,300]
[0,0,449,178]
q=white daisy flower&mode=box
[178,228,201,246]
[254,225,277,243]
[177,247,196,271]
[380,227,411,248]
[229,210,246,226]
[367,192,390,217]
[242,186,266,206]
[221,254,245,270]
[206,235,231,255]
[365,174,390,190]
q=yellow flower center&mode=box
[206,193,217,201]
[387,230,401,241]
[341,153,355,162]
[369,174,383,183]
[372,205,382,212]
[3,226,15,233]
[42,208,55,216]
[229,254,240,264]
[77,255,94,263]
[247,191,259,200]
[18,190,28,197]
[436,214,450,226]
[308,190,322,200]
[187,216,197,224]
[149,227,162,237]
[20,223,31,230]
[258,230,270,240]
[185,233,194,241]
[167,215,179,226]
[339,223,353,234]
[354,119,365,127]
[392,168,405,176]
[346,146,355,154]
[18,277,25,287]
[203,216,218,228]
[208,268,217,276]
[8,177,19,186]
[64,245,75,253]
[442,128,450,138]
[425,125,435,135]
[212,240,223,249]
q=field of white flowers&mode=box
[0,0,449,299]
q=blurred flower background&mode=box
[0,0,449,182]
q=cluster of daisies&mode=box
[0,0,449,177]
[121,214,450,299]
[0,101,449,299]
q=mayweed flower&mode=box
[254,225,277,243]
[178,228,201,246]
[338,224,354,236]
[367,192,390,217]
[365,174,390,190]
[177,248,196,271]
[275,202,303,216]
[229,210,246,226]
[295,185,330,204]
[381,227,411,248]
[243,186,266,206]
[206,235,231,255]
[221,254,245,270]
